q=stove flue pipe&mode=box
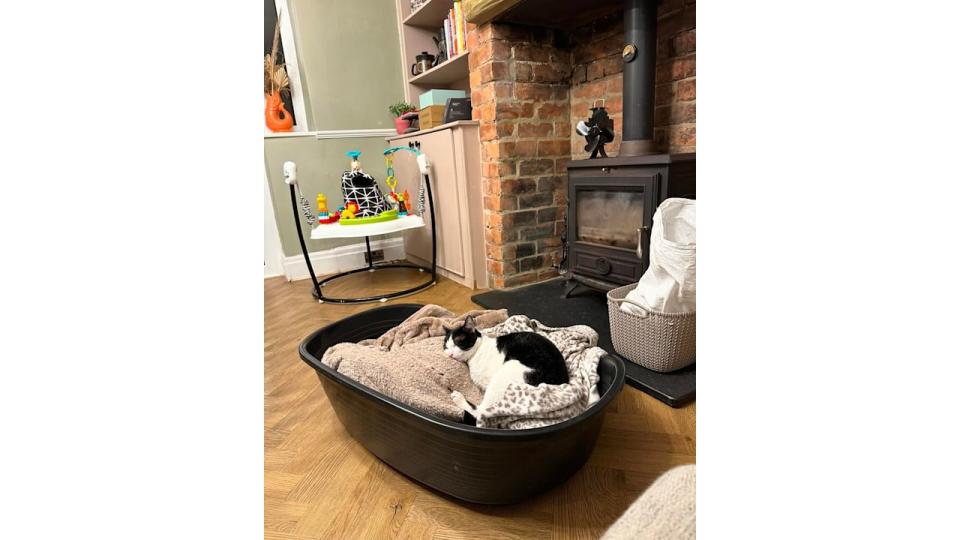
[619,0,658,156]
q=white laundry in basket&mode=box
[622,198,696,315]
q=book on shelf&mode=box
[438,2,466,60]
[454,1,465,54]
[449,9,457,55]
[443,17,452,59]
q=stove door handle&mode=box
[636,226,649,259]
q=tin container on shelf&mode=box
[418,89,466,109]
[418,104,447,129]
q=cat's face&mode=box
[444,315,480,362]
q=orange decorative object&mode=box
[265,91,293,132]
[341,201,360,220]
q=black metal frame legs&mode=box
[288,173,438,304]
[311,260,434,304]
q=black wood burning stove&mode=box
[563,0,695,296]
[564,154,695,295]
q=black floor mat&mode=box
[472,277,695,407]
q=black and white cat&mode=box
[444,315,568,418]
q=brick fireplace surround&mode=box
[467,0,695,289]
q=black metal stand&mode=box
[289,173,438,304]
[561,278,581,298]
[562,272,619,298]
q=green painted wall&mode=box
[288,0,405,130]
[265,136,399,257]
[265,0,406,259]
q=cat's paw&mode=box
[450,391,471,411]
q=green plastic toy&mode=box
[339,208,400,225]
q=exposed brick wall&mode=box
[570,0,696,159]
[469,0,695,288]
[569,13,625,159]
[468,24,573,289]
[654,0,696,151]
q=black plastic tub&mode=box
[299,304,626,505]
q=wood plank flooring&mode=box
[265,269,695,539]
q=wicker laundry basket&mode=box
[607,284,696,373]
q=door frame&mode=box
[264,166,285,278]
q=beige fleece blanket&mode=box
[321,304,605,430]
[320,305,508,421]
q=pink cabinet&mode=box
[387,121,486,289]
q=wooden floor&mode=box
[265,269,696,539]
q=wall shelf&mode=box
[468,0,623,30]
[395,0,471,102]
[390,1,483,289]
[409,52,469,87]
[404,0,455,28]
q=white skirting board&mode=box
[281,237,406,281]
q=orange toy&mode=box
[265,92,293,132]
[341,201,360,220]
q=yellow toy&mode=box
[385,162,398,194]
[340,201,359,220]
[384,154,410,216]
[316,193,329,217]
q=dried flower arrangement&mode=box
[264,17,290,96]
[264,11,294,132]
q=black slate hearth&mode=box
[472,277,695,407]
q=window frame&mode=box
[267,0,309,133]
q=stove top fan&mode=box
[576,103,615,159]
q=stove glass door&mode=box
[575,189,644,250]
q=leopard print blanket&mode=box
[471,315,604,429]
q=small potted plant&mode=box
[389,102,418,134]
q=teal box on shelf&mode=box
[418,89,467,109]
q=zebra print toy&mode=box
[340,169,391,218]
[295,184,316,226]
[340,151,391,218]
[418,179,425,215]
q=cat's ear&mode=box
[462,315,476,333]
